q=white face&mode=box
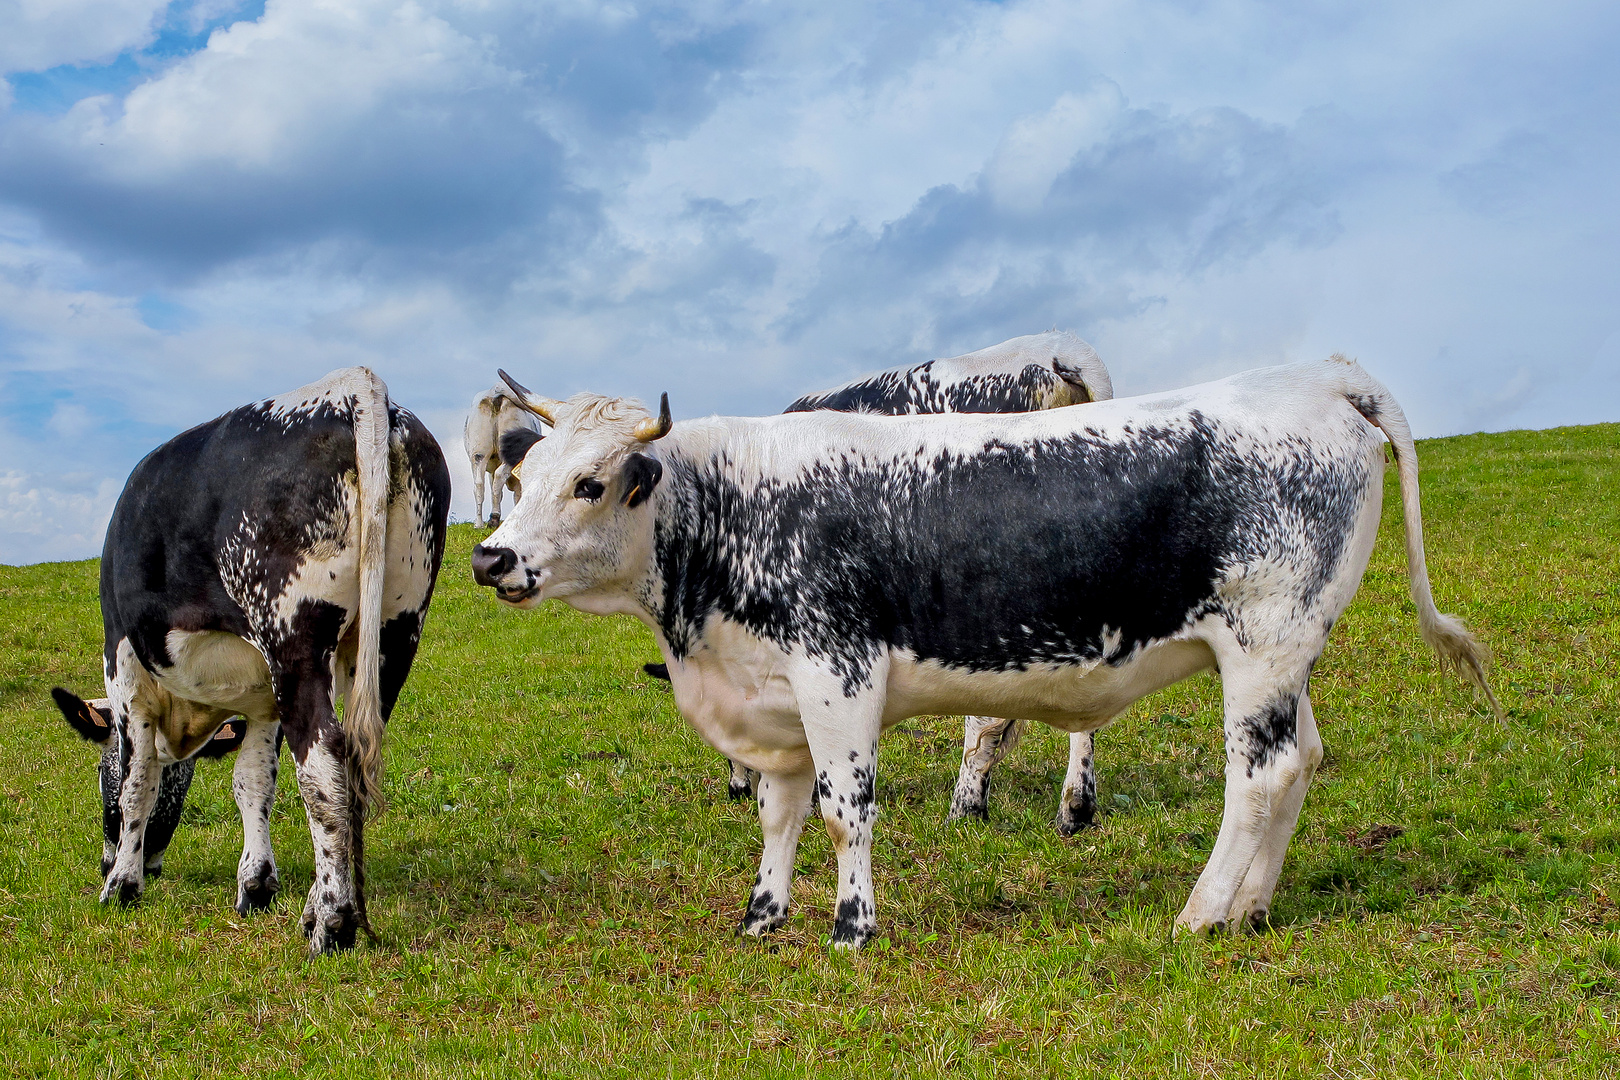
[474,398,664,612]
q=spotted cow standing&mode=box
[51,368,450,954]
[474,356,1498,948]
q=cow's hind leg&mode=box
[234,719,283,913]
[1055,730,1098,835]
[947,716,1025,822]
[1176,656,1316,936]
[274,643,363,954]
[471,459,487,526]
[1229,688,1323,931]
[739,769,815,937]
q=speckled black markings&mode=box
[741,889,785,934]
[832,896,875,947]
[651,416,1371,694]
[785,360,1070,416]
[1237,692,1302,776]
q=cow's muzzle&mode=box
[471,543,518,587]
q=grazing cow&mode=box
[51,368,450,954]
[666,331,1116,831]
[54,688,257,880]
[473,355,1497,948]
[465,385,546,526]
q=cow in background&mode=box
[52,368,450,954]
[465,385,546,526]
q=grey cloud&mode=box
[780,102,1346,365]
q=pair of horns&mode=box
[498,369,672,442]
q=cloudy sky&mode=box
[2,0,1616,563]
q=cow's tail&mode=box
[1335,355,1502,718]
[349,368,392,819]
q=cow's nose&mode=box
[471,544,518,587]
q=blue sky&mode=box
[2,0,1617,563]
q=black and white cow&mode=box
[51,368,450,954]
[694,330,1117,831]
[465,385,546,526]
[472,355,1497,948]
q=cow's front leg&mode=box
[796,669,888,950]
[739,768,815,937]
[234,719,283,913]
[727,757,760,802]
[142,761,198,878]
[101,713,162,906]
[1056,730,1099,835]
[947,715,1024,822]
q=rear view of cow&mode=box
[465,385,545,526]
[51,368,450,954]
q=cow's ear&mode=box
[52,687,113,744]
[620,453,663,508]
[196,718,247,760]
[498,427,544,468]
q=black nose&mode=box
[471,544,517,587]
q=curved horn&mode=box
[498,369,562,425]
[634,392,673,442]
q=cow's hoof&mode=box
[830,898,875,950]
[945,801,989,824]
[143,856,165,879]
[739,890,787,937]
[1244,908,1271,933]
[1173,915,1228,937]
[100,872,143,907]
[642,662,670,681]
[236,867,280,914]
[1055,803,1097,837]
[486,514,501,528]
[305,905,359,954]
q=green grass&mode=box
[2,423,1619,1077]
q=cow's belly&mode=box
[156,629,276,719]
[885,635,1216,731]
[662,621,813,775]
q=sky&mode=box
[1,0,1617,564]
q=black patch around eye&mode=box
[574,478,606,501]
[620,453,663,507]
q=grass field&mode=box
[2,423,1618,1077]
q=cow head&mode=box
[472,370,669,612]
[52,686,248,879]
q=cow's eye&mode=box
[573,477,605,501]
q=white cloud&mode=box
[0,0,168,73]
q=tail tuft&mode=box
[1419,610,1503,720]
